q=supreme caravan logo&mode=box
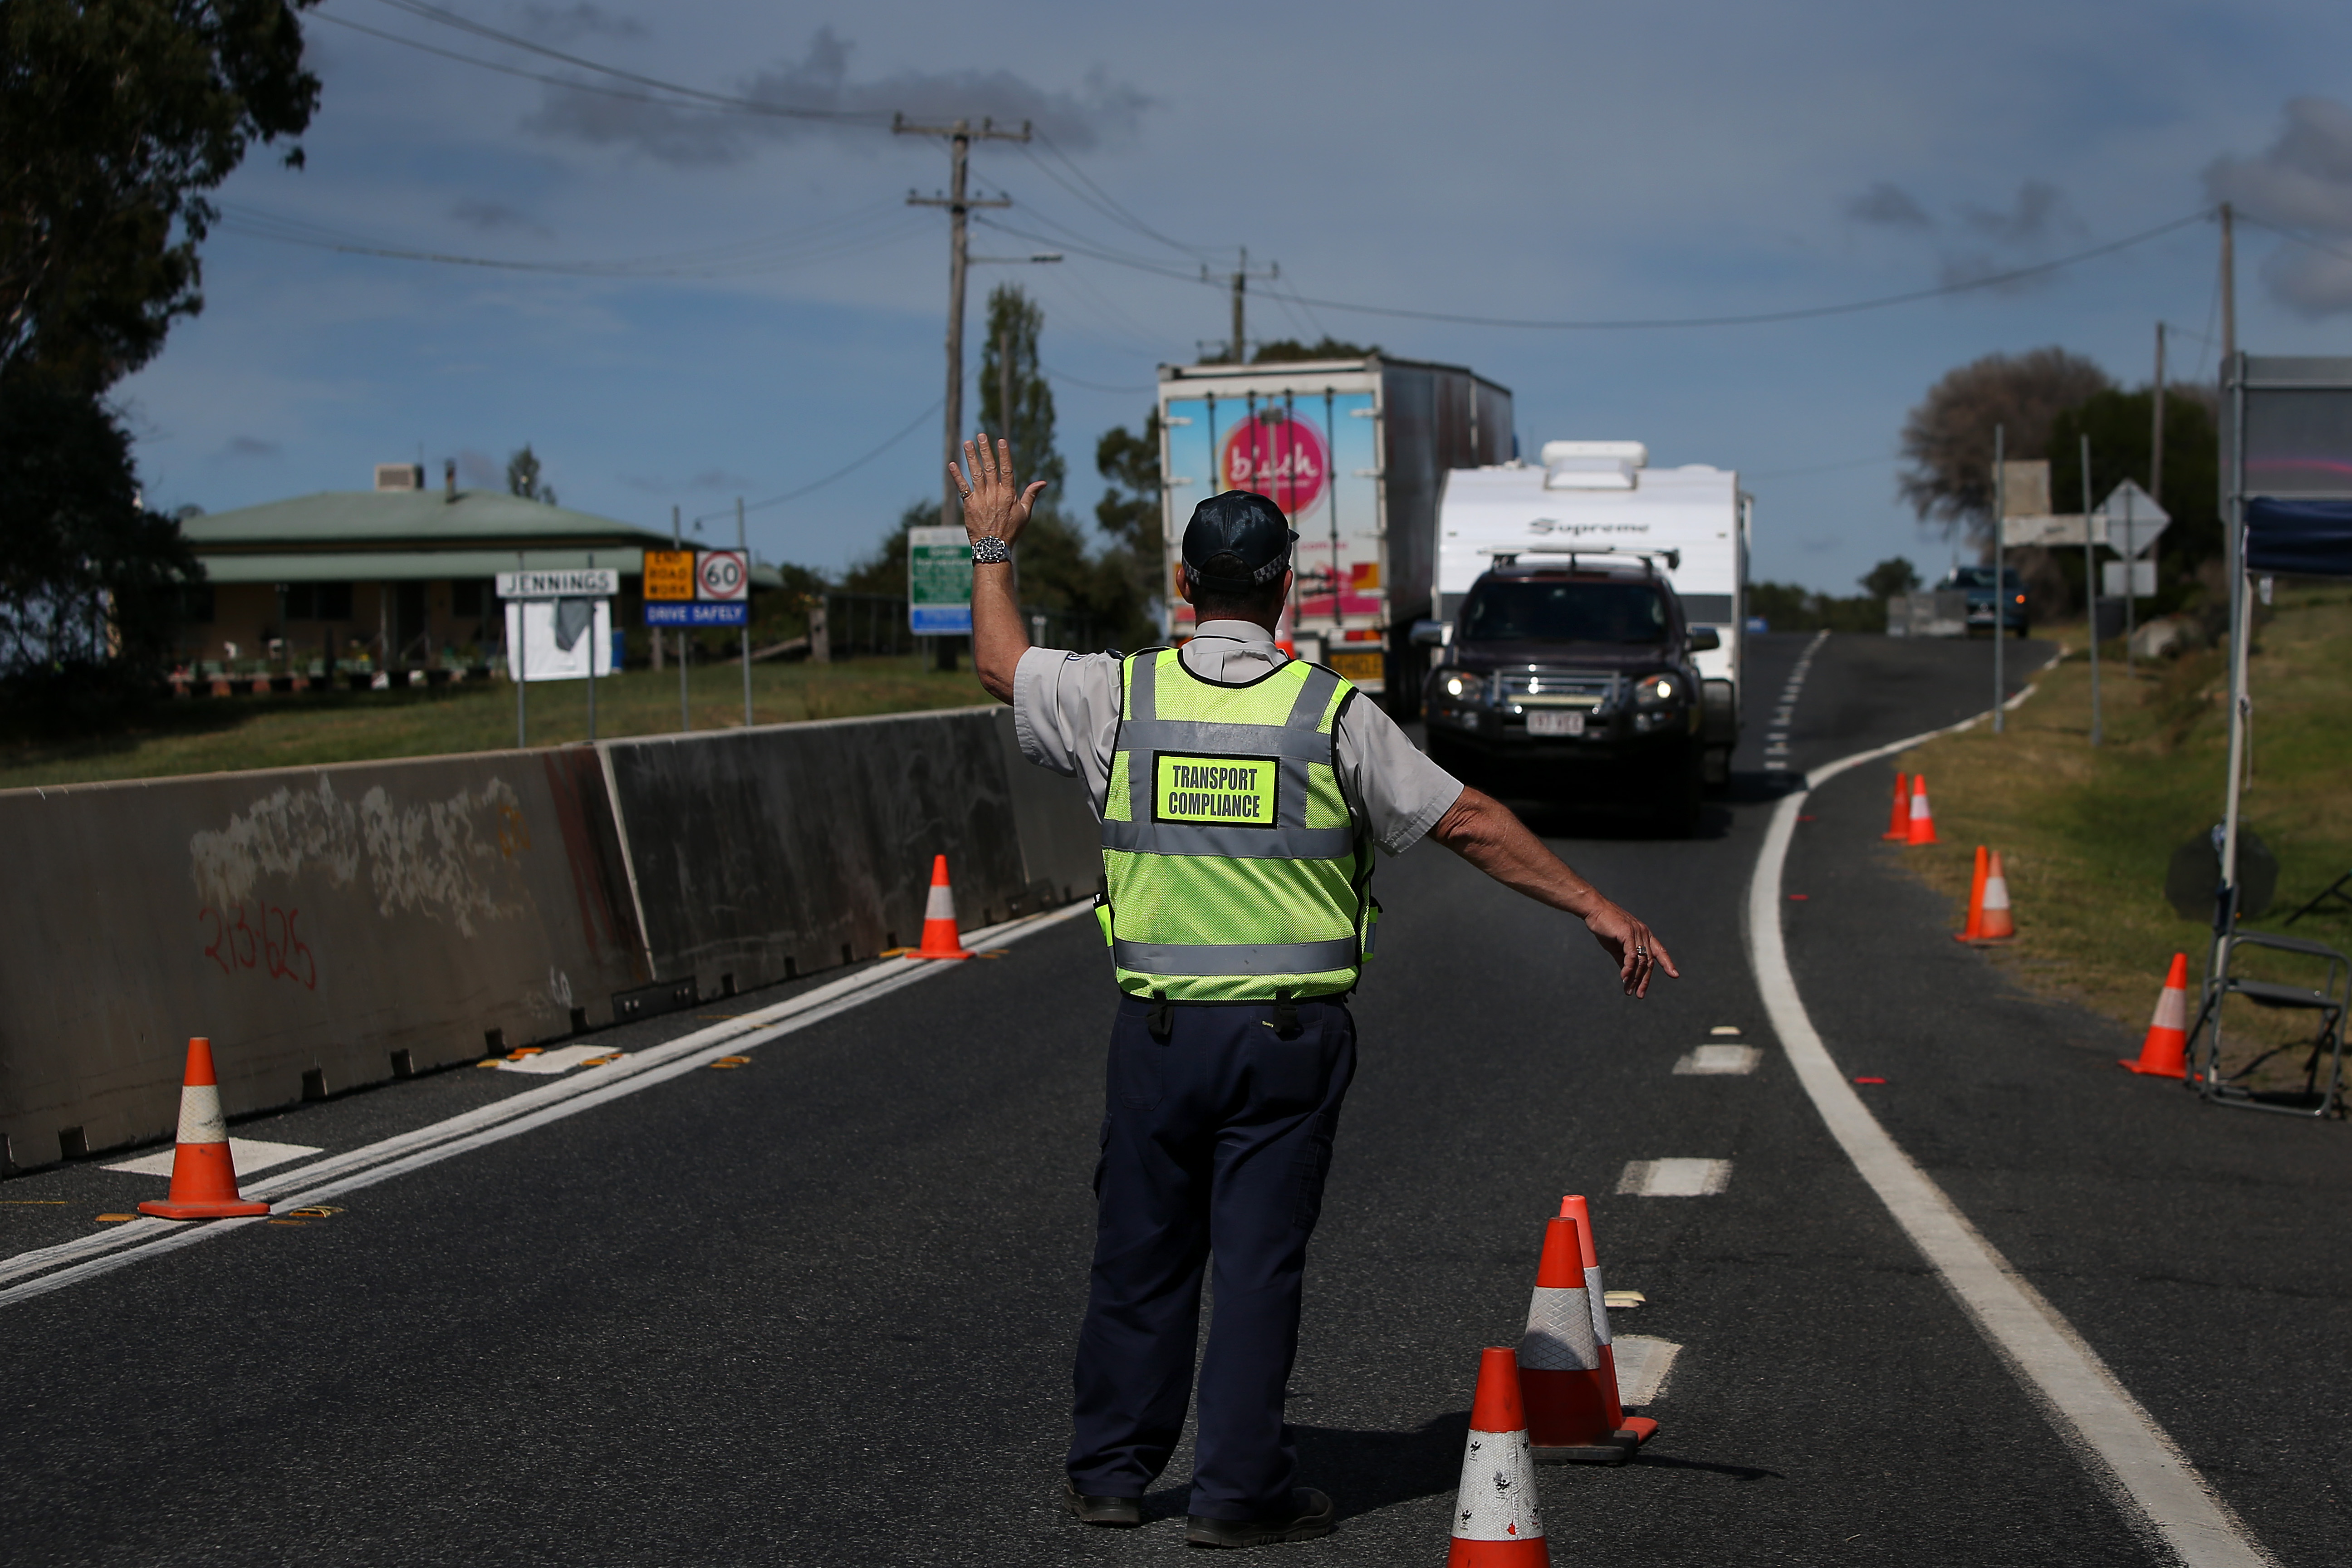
[1153,752,1279,828]
[1524,519,1651,536]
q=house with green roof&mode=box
[178,463,779,674]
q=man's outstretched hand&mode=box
[1580,897,1678,999]
[952,434,1048,546]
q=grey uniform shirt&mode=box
[1013,619,1464,855]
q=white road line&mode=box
[1673,1045,1761,1076]
[0,901,1097,1307]
[1617,1158,1732,1196]
[1748,694,2272,1568]
[1612,1335,1681,1406]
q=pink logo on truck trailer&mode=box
[1220,411,1328,516]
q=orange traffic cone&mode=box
[1977,852,2015,941]
[2121,954,2190,1078]
[1882,773,1911,841]
[1956,845,1990,940]
[905,854,972,960]
[1558,1195,1657,1449]
[137,1038,271,1220]
[1448,1347,1550,1568]
[1519,1202,1652,1463]
[1905,773,1938,845]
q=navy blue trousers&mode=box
[1066,993,1357,1519]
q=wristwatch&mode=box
[970,534,1010,564]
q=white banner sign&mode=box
[504,600,613,681]
[497,568,620,599]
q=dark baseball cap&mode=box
[1181,490,1297,591]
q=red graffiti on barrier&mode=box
[199,902,318,990]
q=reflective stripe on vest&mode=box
[1100,648,1371,1002]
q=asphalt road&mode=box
[3,632,2344,1566]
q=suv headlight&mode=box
[1635,674,1680,707]
[1435,670,1483,704]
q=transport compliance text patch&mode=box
[1152,752,1278,827]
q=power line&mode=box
[2236,212,2352,270]
[350,0,882,121]
[988,210,2214,332]
[218,199,926,277]
[691,399,945,524]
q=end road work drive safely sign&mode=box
[908,526,974,636]
[643,549,750,627]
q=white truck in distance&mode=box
[1425,441,1749,789]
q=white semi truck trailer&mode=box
[1156,356,1513,701]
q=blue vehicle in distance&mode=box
[1942,564,2029,637]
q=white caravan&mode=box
[1430,441,1750,783]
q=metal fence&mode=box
[816,593,1112,660]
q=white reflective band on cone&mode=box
[924,883,956,921]
[175,1084,228,1147]
[1519,1285,1599,1371]
[1983,878,2010,911]
[1584,1263,1613,1346]
[2151,986,2186,1031]
[1451,1427,1545,1542]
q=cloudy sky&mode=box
[121,0,2352,592]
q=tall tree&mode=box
[0,379,199,702]
[506,444,556,506]
[1251,336,1377,364]
[2,0,320,393]
[1896,348,2111,547]
[2048,388,2220,574]
[977,283,1064,497]
[1096,411,1163,608]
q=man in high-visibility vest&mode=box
[954,436,1678,1548]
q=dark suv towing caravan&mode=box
[1415,554,1731,831]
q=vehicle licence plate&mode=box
[1527,710,1585,737]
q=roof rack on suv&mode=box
[1484,544,1683,574]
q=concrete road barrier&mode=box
[602,706,1095,992]
[0,751,648,1170]
[0,704,1100,1172]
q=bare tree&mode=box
[1896,348,2110,546]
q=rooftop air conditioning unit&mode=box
[1539,439,1646,491]
[374,463,426,492]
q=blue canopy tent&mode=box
[2198,357,2352,1113]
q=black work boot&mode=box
[1185,1487,1335,1548]
[1061,1477,1144,1528]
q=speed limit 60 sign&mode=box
[696,550,747,601]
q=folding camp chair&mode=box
[2188,929,2348,1118]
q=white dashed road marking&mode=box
[1764,629,1832,771]
[1612,1336,1682,1406]
[1674,1045,1762,1076]
[1617,1158,1733,1196]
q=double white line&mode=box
[0,902,1095,1309]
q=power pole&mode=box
[897,113,1029,532]
[739,496,753,730]
[2150,323,2167,508]
[1203,248,1280,362]
[674,504,689,732]
[1992,424,2005,735]
[2082,432,2101,747]
[2219,201,2236,367]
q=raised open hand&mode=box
[952,434,1049,546]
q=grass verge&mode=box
[0,657,989,792]
[1887,585,2352,1089]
